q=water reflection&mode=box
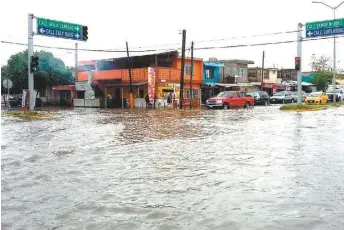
[1,107,344,229]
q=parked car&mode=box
[8,95,42,107]
[326,88,344,102]
[206,91,254,109]
[269,91,294,104]
[246,91,270,106]
[305,92,328,104]
[8,95,22,107]
[291,91,307,102]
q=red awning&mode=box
[52,85,76,91]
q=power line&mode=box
[1,41,177,53]
[2,35,343,54]
[194,35,344,50]
[194,30,302,44]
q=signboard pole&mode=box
[333,10,337,103]
[7,80,10,108]
[28,14,35,111]
[75,43,78,81]
[297,23,303,104]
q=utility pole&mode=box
[189,41,194,109]
[312,1,344,103]
[261,51,265,88]
[75,43,78,81]
[126,41,134,109]
[28,14,34,111]
[297,23,303,104]
[179,29,186,109]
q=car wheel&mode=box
[223,103,229,110]
[245,102,250,108]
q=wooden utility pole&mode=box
[126,41,134,109]
[261,51,265,88]
[189,41,194,109]
[179,30,186,109]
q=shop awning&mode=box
[52,85,76,91]
[202,83,239,88]
[105,82,147,87]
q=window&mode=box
[184,63,195,76]
[77,91,85,99]
[236,68,244,77]
[184,89,199,99]
[205,68,214,79]
[231,92,238,98]
[138,89,144,98]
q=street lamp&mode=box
[312,1,344,102]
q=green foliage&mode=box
[1,50,74,94]
[280,102,344,111]
[311,72,331,92]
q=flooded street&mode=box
[2,106,344,229]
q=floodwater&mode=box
[2,106,344,230]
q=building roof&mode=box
[218,59,254,65]
[204,61,224,67]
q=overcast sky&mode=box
[1,0,344,71]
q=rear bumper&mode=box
[269,99,284,103]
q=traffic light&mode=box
[295,57,301,71]
[30,55,39,73]
[82,26,88,41]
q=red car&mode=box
[206,91,254,109]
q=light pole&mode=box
[312,1,344,103]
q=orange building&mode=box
[76,51,203,108]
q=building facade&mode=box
[76,51,203,108]
[278,69,297,82]
[218,59,254,84]
[248,67,281,84]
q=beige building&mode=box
[248,67,282,83]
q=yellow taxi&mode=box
[304,92,328,104]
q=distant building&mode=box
[278,69,297,82]
[218,59,254,83]
[248,67,281,84]
[203,61,224,84]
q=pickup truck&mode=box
[206,91,254,109]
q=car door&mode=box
[229,92,239,107]
[322,92,328,103]
[286,92,292,102]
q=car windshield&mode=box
[309,92,321,97]
[274,91,285,96]
[217,92,229,98]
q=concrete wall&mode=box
[74,99,105,107]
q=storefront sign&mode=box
[148,67,156,104]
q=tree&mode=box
[311,72,331,92]
[1,50,74,95]
[309,54,331,72]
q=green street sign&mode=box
[306,18,344,38]
[37,17,83,40]
[306,18,344,30]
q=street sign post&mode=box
[306,18,344,38]
[37,17,83,40]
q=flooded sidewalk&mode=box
[2,106,344,229]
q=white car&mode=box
[326,88,344,102]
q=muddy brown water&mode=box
[2,106,344,229]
